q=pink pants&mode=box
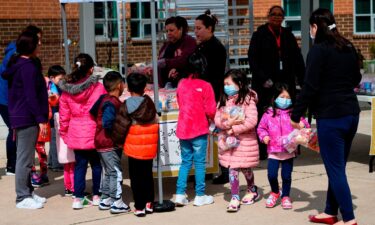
[64,162,75,191]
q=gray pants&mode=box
[15,126,38,203]
[48,128,62,169]
[99,148,123,199]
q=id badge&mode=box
[279,60,283,70]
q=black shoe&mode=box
[212,174,229,184]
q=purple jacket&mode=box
[1,57,48,128]
[257,108,310,153]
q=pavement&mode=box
[0,110,374,225]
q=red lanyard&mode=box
[268,25,282,52]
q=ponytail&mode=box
[64,53,94,83]
[196,9,219,33]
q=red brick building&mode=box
[0,0,374,73]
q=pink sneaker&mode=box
[281,196,292,209]
[265,192,280,208]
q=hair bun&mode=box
[204,9,211,15]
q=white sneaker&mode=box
[16,198,43,209]
[72,197,92,209]
[110,199,131,214]
[32,193,47,204]
[92,195,100,206]
[174,194,189,206]
[99,197,114,210]
[193,195,214,206]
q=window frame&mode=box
[130,1,162,40]
[353,0,375,34]
[94,2,118,42]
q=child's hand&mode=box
[227,115,243,126]
[227,129,234,135]
[299,121,305,129]
[263,136,270,145]
[290,120,301,129]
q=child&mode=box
[214,69,259,212]
[173,52,216,207]
[47,65,65,172]
[112,72,158,217]
[59,53,107,209]
[90,71,130,214]
[257,83,309,209]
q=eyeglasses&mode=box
[270,13,284,18]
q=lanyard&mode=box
[268,25,282,53]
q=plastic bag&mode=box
[222,106,245,121]
[54,113,75,163]
[283,128,319,153]
[218,134,240,152]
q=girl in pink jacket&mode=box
[59,53,107,209]
[214,69,259,212]
[257,83,309,210]
[174,53,217,207]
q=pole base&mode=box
[153,200,175,212]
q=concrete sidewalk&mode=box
[0,110,374,225]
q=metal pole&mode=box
[122,1,128,76]
[61,3,71,74]
[150,0,162,204]
[232,0,238,66]
[116,1,123,75]
[248,0,254,37]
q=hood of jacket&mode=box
[128,95,157,123]
[58,75,101,101]
[2,57,34,81]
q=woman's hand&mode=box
[291,120,301,129]
[39,123,48,138]
[263,136,270,145]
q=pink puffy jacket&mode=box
[59,75,107,150]
[214,90,259,169]
[257,108,310,153]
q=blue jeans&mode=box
[317,114,359,222]
[73,150,102,198]
[267,158,294,197]
[176,134,208,196]
[0,104,17,172]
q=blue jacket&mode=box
[1,57,48,128]
[0,41,16,105]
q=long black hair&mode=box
[64,53,95,83]
[185,52,207,79]
[269,82,292,117]
[218,69,251,108]
[310,8,353,51]
[7,31,39,68]
[196,9,218,33]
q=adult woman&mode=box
[195,9,228,184]
[2,31,49,209]
[158,16,196,88]
[195,9,227,102]
[248,5,305,159]
[291,9,360,225]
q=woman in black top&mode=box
[194,10,227,102]
[291,9,360,225]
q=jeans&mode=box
[176,134,208,196]
[267,158,294,197]
[0,104,17,172]
[317,114,359,222]
[73,150,102,198]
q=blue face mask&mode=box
[224,85,239,96]
[275,97,292,109]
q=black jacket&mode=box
[196,36,227,101]
[291,42,361,122]
[248,24,305,105]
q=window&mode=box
[354,0,375,33]
[94,2,118,41]
[130,1,159,39]
[283,0,333,35]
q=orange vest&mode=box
[124,123,159,160]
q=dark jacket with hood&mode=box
[1,57,48,128]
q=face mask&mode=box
[224,85,239,96]
[275,97,292,109]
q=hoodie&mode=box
[1,57,48,128]
[0,41,17,105]
[58,75,107,150]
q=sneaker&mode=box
[281,196,293,209]
[241,186,260,205]
[145,202,153,214]
[134,208,146,217]
[99,197,114,210]
[174,194,189,206]
[266,192,280,208]
[31,173,42,188]
[32,193,47,204]
[110,199,131,214]
[40,174,50,186]
[5,168,15,176]
[65,189,73,197]
[193,195,214,206]
[16,198,43,209]
[72,197,92,209]
[92,195,100,206]
[227,197,240,212]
